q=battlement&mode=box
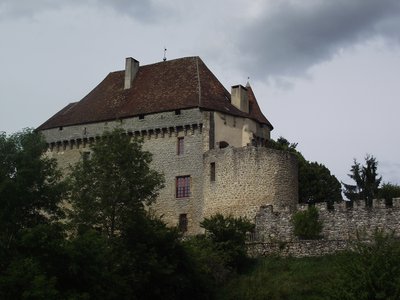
[297,198,400,212]
[256,198,400,243]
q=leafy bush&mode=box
[182,214,255,298]
[330,231,400,300]
[184,235,231,294]
[201,214,254,270]
[291,206,323,239]
[216,256,337,300]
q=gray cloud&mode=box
[379,161,400,185]
[238,0,400,78]
[0,0,157,21]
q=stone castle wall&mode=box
[143,128,205,234]
[44,108,207,234]
[42,108,299,235]
[203,147,298,221]
[213,112,270,148]
[253,198,400,256]
[247,240,351,258]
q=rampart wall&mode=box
[251,198,400,257]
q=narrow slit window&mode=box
[210,162,216,182]
[177,137,184,155]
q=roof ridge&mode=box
[111,56,202,73]
[38,56,273,130]
[142,56,200,68]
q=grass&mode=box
[216,255,343,300]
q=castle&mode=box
[38,56,298,234]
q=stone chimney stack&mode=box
[124,57,139,90]
[231,85,249,113]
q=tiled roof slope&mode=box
[38,57,273,130]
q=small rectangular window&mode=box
[210,162,216,182]
[139,114,145,120]
[82,151,91,161]
[177,137,184,155]
[175,109,181,115]
[59,126,63,131]
[179,214,188,232]
[176,176,190,198]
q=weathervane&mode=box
[163,47,167,61]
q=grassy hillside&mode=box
[216,255,342,300]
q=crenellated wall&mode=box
[253,198,400,256]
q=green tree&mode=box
[0,223,67,300]
[200,214,254,270]
[291,206,323,240]
[267,137,342,203]
[68,129,164,238]
[379,182,400,206]
[266,136,298,152]
[67,129,208,299]
[331,231,400,300]
[0,130,73,299]
[342,155,382,207]
[299,161,342,205]
[0,130,65,265]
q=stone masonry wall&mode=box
[203,147,298,221]
[143,129,204,234]
[42,108,299,235]
[247,240,351,257]
[252,198,400,257]
[41,108,204,144]
[213,112,270,148]
[43,108,206,234]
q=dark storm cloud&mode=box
[0,0,157,21]
[238,0,400,78]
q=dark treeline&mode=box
[2,130,400,300]
[0,129,253,300]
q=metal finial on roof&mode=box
[163,48,167,61]
[246,76,250,87]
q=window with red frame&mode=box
[177,137,184,155]
[176,175,190,198]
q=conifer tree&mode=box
[342,155,382,207]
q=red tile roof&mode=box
[38,56,273,130]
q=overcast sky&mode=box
[1,0,399,186]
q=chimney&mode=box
[231,85,249,113]
[124,57,139,90]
